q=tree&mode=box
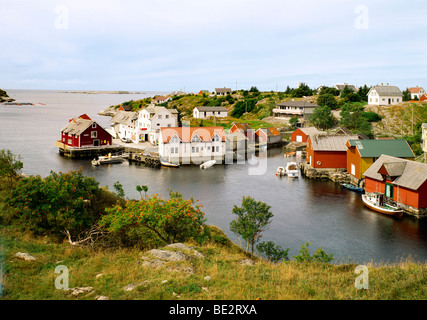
[230,196,273,256]
[293,242,334,263]
[357,84,370,101]
[317,93,338,109]
[99,191,207,246]
[0,149,23,186]
[402,88,411,101]
[318,87,340,96]
[249,86,259,93]
[310,106,336,129]
[113,181,125,198]
[289,116,299,128]
[291,83,313,98]
[136,185,148,199]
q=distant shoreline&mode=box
[62,91,145,94]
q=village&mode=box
[55,84,427,219]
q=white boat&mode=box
[285,162,299,178]
[275,166,286,176]
[200,160,216,169]
[91,153,126,166]
[161,161,179,168]
[362,193,403,218]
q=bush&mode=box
[99,191,208,248]
[257,241,289,263]
[7,170,102,238]
[293,242,333,263]
[317,94,338,109]
[362,111,382,122]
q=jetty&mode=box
[56,141,125,159]
[299,161,362,186]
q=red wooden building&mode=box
[363,155,427,216]
[291,127,323,143]
[306,134,359,168]
[60,114,112,148]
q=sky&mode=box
[1,0,426,92]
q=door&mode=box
[351,163,356,176]
[385,183,394,199]
[93,139,99,146]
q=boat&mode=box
[91,153,126,166]
[275,166,286,176]
[284,151,296,157]
[285,162,299,178]
[200,160,216,169]
[161,161,179,168]
[341,183,364,193]
[361,193,403,218]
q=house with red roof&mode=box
[408,86,426,100]
[158,126,226,164]
[291,126,324,143]
[255,127,282,145]
[60,114,112,148]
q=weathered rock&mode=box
[204,276,212,282]
[95,295,109,300]
[239,259,256,266]
[166,243,205,259]
[68,286,94,297]
[146,249,191,262]
[123,281,151,291]
[166,265,195,275]
[14,252,36,261]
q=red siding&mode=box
[79,124,112,147]
[311,151,347,168]
[291,128,308,142]
[365,177,427,209]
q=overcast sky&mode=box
[1,0,426,92]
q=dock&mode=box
[56,141,124,159]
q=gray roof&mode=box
[277,101,318,108]
[110,110,137,125]
[335,84,358,92]
[310,134,359,151]
[298,127,324,135]
[215,88,232,93]
[61,118,94,135]
[363,154,427,191]
[144,106,178,115]
[195,106,228,112]
[369,85,402,97]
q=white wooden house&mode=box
[158,126,226,164]
[193,106,228,119]
[137,106,178,144]
[367,84,402,106]
[408,87,426,100]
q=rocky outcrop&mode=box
[0,89,14,103]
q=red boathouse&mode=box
[60,114,112,148]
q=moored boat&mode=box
[285,162,299,178]
[284,151,296,157]
[161,161,179,168]
[91,153,126,166]
[200,160,216,169]
[361,193,403,218]
[341,183,364,193]
[275,166,286,176]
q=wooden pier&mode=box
[127,151,161,167]
[56,141,124,159]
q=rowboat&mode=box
[284,151,296,157]
[341,183,364,193]
[285,162,299,178]
[361,193,403,218]
[200,160,216,169]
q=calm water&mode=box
[1,89,426,264]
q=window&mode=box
[166,115,169,119]
[168,124,171,127]
[158,115,162,119]
[385,183,394,198]
[92,123,97,128]
[191,135,201,142]
[192,147,195,153]
[175,147,178,154]
[351,163,356,175]
[68,139,72,144]
[91,131,97,138]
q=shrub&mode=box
[293,242,334,263]
[257,241,289,263]
[7,170,102,238]
[99,191,208,248]
[317,94,338,109]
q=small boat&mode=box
[284,151,296,157]
[200,160,216,169]
[341,183,364,193]
[285,162,299,178]
[275,166,286,176]
[362,193,403,218]
[91,153,126,166]
[161,161,179,168]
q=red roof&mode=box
[408,87,424,93]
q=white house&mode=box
[137,106,178,144]
[272,100,318,122]
[158,126,226,164]
[214,87,232,96]
[152,95,172,105]
[408,87,426,100]
[193,106,228,119]
[367,84,403,106]
[110,110,138,141]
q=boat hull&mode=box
[200,160,216,169]
[161,161,179,168]
[362,194,403,217]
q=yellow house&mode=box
[346,139,415,179]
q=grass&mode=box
[1,225,426,300]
